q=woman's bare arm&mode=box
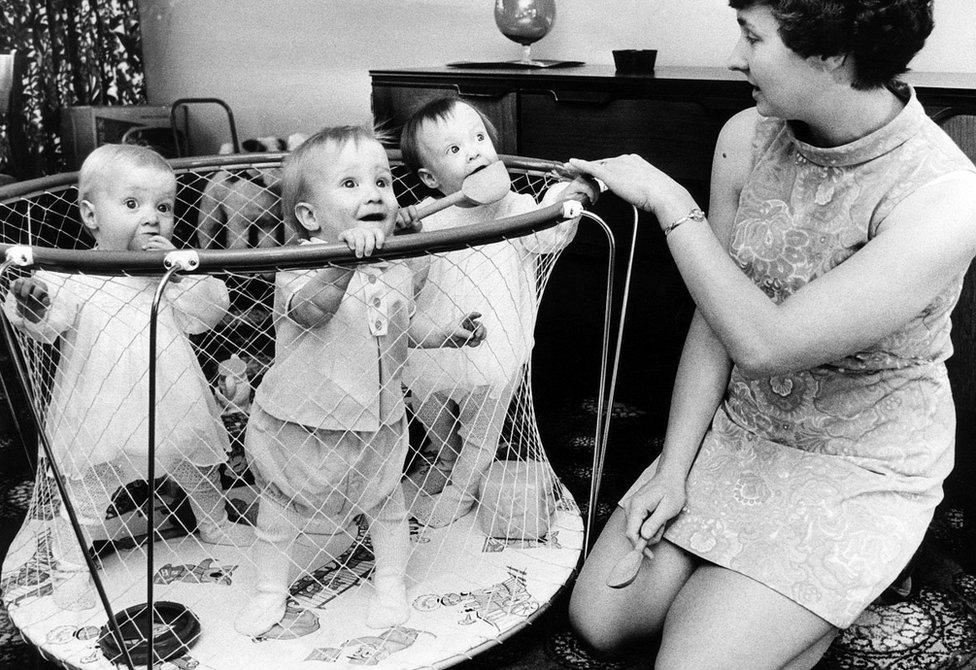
[572,111,976,378]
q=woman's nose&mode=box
[728,37,748,73]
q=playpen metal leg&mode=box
[579,207,638,556]
[146,265,181,667]
[0,260,137,670]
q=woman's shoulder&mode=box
[717,108,785,165]
[711,108,784,198]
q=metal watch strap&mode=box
[663,207,706,237]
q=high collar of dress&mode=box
[785,82,924,168]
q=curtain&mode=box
[0,0,146,178]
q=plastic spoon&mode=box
[401,161,511,221]
[606,526,665,589]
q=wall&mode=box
[138,0,976,151]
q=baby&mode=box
[235,126,485,636]
[399,97,598,528]
[3,143,246,610]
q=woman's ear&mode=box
[418,168,439,190]
[79,200,98,232]
[294,202,320,232]
[811,53,847,74]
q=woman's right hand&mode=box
[564,154,694,221]
[622,470,688,548]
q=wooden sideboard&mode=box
[371,65,975,207]
[369,66,976,442]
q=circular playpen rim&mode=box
[0,152,586,275]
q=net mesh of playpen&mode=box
[0,152,615,670]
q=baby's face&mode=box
[85,165,176,251]
[417,103,499,196]
[304,139,398,239]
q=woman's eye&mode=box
[342,179,356,188]
[124,199,138,210]
[744,33,759,44]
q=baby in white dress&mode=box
[4,144,246,610]
[399,98,597,527]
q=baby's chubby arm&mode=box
[409,310,486,349]
[169,274,230,334]
[288,226,385,328]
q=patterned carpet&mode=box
[1,397,975,670]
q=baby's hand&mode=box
[563,175,601,206]
[142,235,177,251]
[442,312,487,348]
[395,208,423,234]
[10,276,50,323]
[141,236,185,282]
[339,226,385,258]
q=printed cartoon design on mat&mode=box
[154,558,238,585]
[158,655,200,670]
[408,518,430,544]
[0,528,54,607]
[412,567,539,630]
[482,530,562,553]
[254,597,320,641]
[290,517,375,610]
[305,626,430,665]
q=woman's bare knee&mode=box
[568,582,628,654]
[569,508,695,655]
[655,566,835,670]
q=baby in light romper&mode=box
[399,97,598,527]
[235,126,485,636]
[3,144,245,610]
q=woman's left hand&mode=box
[565,154,691,218]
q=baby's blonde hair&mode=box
[77,143,174,204]
[281,126,390,239]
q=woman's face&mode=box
[727,4,826,119]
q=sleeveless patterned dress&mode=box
[623,85,976,627]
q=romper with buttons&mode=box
[248,238,415,518]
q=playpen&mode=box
[0,151,635,670]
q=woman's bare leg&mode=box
[569,507,696,654]
[655,564,836,670]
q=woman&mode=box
[567,1,976,668]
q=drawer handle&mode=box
[453,84,506,100]
[548,89,614,105]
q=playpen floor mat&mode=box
[2,487,583,670]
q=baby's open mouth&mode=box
[359,213,387,222]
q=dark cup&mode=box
[613,49,657,74]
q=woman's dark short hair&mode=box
[728,0,934,89]
[399,97,500,172]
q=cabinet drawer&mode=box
[518,93,716,186]
[371,84,518,154]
